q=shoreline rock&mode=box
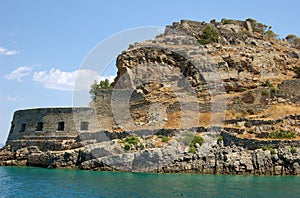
[1,134,299,176]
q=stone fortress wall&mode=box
[6,107,102,150]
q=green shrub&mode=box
[270,87,278,98]
[286,34,300,48]
[217,136,223,143]
[290,146,297,154]
[269,148,276,155]
[136,84,143,89]
[178,132,194,145]
[261,145,268,151]
[124,143,131,151]
[240,87,248,92]
[234,99,242,104]
[253,22,268,34]
[261,89,269,96]
[121,135,139,145]
[293,37,300,48]
[89,79,113,100]
[261,80,273,88]
[261,145,276,154]
[162,136,169,142]
[189,146,197,154]
[221,18,233,25]
[158,135,169,142]
[286,34,297,42]
[269,130,296,139]
[264,30,278,38]
[198,25,219,45]
[190,135,204,147]
[178,133,204,147]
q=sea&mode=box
[0,166,299,198]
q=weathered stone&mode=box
[1,18,300,176]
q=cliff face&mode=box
[107,18,300,134]
[1,19,300,175]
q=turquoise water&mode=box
[0,166,299,197]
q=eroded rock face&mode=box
[1,130,300,175]
[1,19,300,175]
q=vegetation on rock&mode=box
[261,145,276,154]
[158,135,169,142]
[285,34,300,48]
[89,79,113,100]
[198,25,219,45]
[121,135,139,146]
[190,135,204,147]
[291,146,297,154]
[189,146,197,154]
[269,130,296,139]
[217,136,223,143]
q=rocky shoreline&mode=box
[1,18,300,176]
[1,130,299,176]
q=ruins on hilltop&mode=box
[1,18,300,175]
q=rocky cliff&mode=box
[1,18,300,175]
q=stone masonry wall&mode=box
[6,107,101,150]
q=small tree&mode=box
[198,25,219,45]
[286,34,297,42]
[286,34,300,48]
[264,29,278,38]
[89,79,113,100]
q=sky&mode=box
[0,0,300,144]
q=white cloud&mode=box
[5,66,32,81]
[6,95,17,101]
[0,47,19,56]
[99,75,115,83]
[5,95,23,102]
[33,68,105,91]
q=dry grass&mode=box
[256,104,300,120]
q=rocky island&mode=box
[1,18,300,175]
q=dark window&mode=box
[58,122,65,131]
[80,122,89,130]
[20,123,26,132]
[36,122,43,131]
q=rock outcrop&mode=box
[1,18,300,175]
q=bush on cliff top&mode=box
[89,79,113,100]
[198,25,219,45]
[286,34,300,48]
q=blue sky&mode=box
[0,0,300,143]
